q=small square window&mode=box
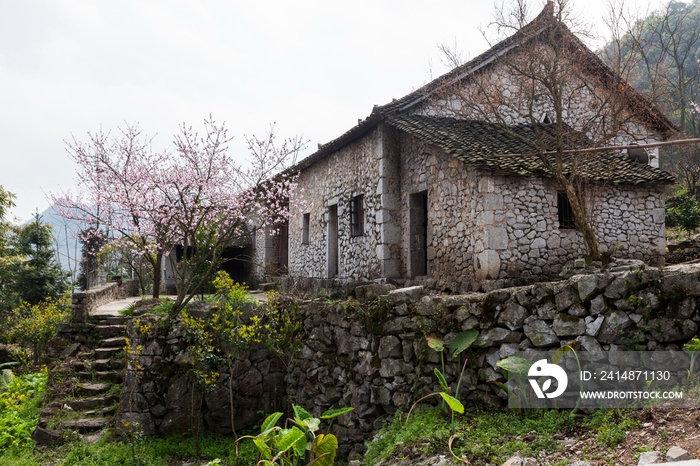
[557,192,576,229]
[301,213,310,244]
[350,195,364,237]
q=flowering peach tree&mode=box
[54,117,303,317]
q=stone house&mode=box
[256,3,676,292]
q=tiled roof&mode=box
[387,114,676,185]
[286,3,677,178]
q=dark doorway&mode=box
[278,221,288,275]
[327,205,338,278]
[219,244,254,285]
[409,192,428,277]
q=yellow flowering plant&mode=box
[6,294,70,366]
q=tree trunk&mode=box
[561,179,600,260]
[151,251,162,299]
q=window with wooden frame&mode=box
[301,213,310,244]
[557,191,577,229]
[349,195,364,237]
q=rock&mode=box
[597,311,634,344]
[589,295,608,316]
[604,274,629,299]
[662,271,700,296]
[648,318,698,343]
[31,426,63,446]
[45,337,70,358]
[572,274,599,302]
[552,314,586,337]
[536,302,559,320]
[523,320,559,347]
[585,315,605,337]
[415,296,438,316]
[473,328,522,347]
[354,283,396,302]
[497,303,529,330]
[555,285,579,311]
[501,451,537,466]
[637,451,664,465]
[187,301,214,319]
[62,343,81,359]
[577,335,605,360]
[378,336,402,359]
[667,446,692,462]
[568,303,587,317]
[386,286,426,305]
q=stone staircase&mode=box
[32,314,131,446]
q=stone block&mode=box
[523,320,559,347]
[475,250,501,280]
[637,451,663,465]
[485,227,509,250]
[380,223,401,245]
[474,328,522,347]
[378,336,402,359]
[667,446,692,462]
[572,274,599,302]
[597,311,634,344]
[648,318,698,343]
[483,193,503,210]
[355,283,396,303]
[552,314,585,337]
[497,303,528,330]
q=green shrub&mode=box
[666,193,700,235]
[0,370,47,454]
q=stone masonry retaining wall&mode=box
[71,280,138,323]
[119,263,700,454]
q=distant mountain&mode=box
[35,205,87,282]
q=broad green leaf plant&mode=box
[237,404,353,466]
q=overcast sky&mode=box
[1,0,665,222]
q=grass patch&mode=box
[0,369,47,455]
[364,407,573,466]
[583,409,639,448]
[0,431,259,466]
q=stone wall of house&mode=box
[119,264,700,455]
[396,132,666,292]
[594,184,666,263]
[288,127,388,281]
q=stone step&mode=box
[101,336,127,348]
[92,358,125,371]
[76,370,123,384]
[69,361,88,372]
[93,325,126,338]
[65,395,119,411]
[95,371,124,384]
[60,417,111,432]
[89,316,130,326]
[94,347,123,359]
[77,382,111,396]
